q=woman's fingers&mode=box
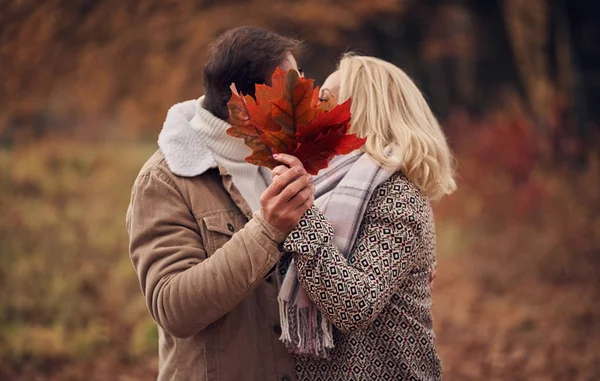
[290,187,314,210]
[297,195,314,213]
[277,173,312,203]
[262,166,303,200]
[273,153,304,169]
[260,168,315,234]
[271,165,287,179]
[429,267,437,289]
[259,154,314,234]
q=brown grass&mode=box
[433,152,600,380]
[0,141,158,379]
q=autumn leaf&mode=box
[271,70,318,138]
[296,99,352,142]
[226,68,366,175]
[227,84,279,168]
[294,123,367,175]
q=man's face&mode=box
[279,52,300,74]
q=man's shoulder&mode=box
[135,149,219,189]
[137,149,169,178]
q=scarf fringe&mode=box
[278,298,292,343]
[278,298,334,357]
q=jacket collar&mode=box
[157,98,258,218]
[157,97,219,177]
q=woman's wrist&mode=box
[283,206,332,254]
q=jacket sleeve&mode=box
[126,168,286,338]
[283,188,424,333]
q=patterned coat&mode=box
[282,172,442,380]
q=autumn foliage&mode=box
[226,68,366,175]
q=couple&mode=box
[127,26,455,381]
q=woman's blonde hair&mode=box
[338,54,456,200]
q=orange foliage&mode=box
[227,69,365,174]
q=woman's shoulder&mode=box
[368,171,431,216]
[379,171,427,200]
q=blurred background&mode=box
[1,0,599,380]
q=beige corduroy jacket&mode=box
[126,148,296,381]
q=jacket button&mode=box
[227,223,235,232]
[273,324,282,336]
[265,275,273,283]
[281,377,290,381]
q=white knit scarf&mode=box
[188,97,271,212]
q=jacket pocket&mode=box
[198,209,248,256]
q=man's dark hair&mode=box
[203,26,302,120]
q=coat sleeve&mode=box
[126,168,286,338]
[283,185,425,333]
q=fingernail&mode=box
[273,154,280,158]
[295,167,302,173]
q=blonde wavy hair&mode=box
[338,54,456,200]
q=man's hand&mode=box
[260,154,314,234]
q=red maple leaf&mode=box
[227,68,366,175]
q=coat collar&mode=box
[157,97,219,177]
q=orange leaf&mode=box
[271,69,318,138]
[296,99,352,142]
[293,125,367,175]
[226,69,366,174]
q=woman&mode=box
[274,55,456,380]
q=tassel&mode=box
[322,316,334,349]
[278,298,291,343]
[296,307,303,348]
[278,299,334,357]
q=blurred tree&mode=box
[502,0,599,162]
[559,0,600,157]
[503,0,552,130]
[0,0,598,156]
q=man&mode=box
[126,27,313,381]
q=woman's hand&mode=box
[429,266,437,290]
[260,154,314,234]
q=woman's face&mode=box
[320,70,341,103]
